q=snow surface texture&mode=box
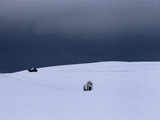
[0,62,160,120]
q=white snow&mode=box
[1,62,160,120]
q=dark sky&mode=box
[1,0,160,73]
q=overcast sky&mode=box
[1,0,160,72]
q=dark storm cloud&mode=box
[1,0,160,35]
[1,0,160,72]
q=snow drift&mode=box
[0,62,160,120]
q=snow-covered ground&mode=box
[1,62,160,120]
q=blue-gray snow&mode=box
[0,62,160,120]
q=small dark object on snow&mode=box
[28,67,38,72]
[83,81,93,91]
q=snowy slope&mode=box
[1,62,160,120]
